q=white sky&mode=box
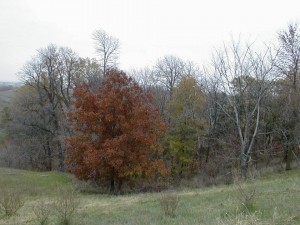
[0,0,299,82]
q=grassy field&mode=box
[0,167,299,225]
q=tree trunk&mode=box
[117,179,123,192]
[286,148,292,170]
[57,141,64,172]
[285,133,295,170]
[46,139,52,171]
[286,107,298,170]
[240,153,249,176]
[110,178,115,193]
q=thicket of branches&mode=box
[1,25,300,191]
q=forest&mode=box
[1,23,300,193]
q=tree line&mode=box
[1,24,300,192]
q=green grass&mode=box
[0,167,300,224]
[0,168,74,197]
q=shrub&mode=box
[233,169,256,212]
[33,199,52,225]
[71,176,102,194]
[53,187,80,225]
[271,207,296,225]
[0,188,24,217]
[217,211,262,225]
[159,192,179,217]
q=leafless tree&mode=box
[93,29,120,76]
[130,67,155,91]
[153,55,187,98]
[211,40,277,172]
[5,86,55,170]
[277,23,300,170]
[152,55,200,122]
[15,45,82,171]
[200,73,225,164]
[56,47,79,107]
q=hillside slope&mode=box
[0,167,299,224]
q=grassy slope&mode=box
[0,167,299,225]
[0,168,73,196]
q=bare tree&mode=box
[200,73,226,165]
[211,40,277,172]
[152,55,200,122]
[56,47,79,107]
[14,45,81,171]
[277,23,300,170]
[153,55,187,98]
[14,45,107,171]
[92,29,120,76]
[130,67,155,91]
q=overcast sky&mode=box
[0,0,299,82]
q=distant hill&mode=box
[0,81,22,88]
[0,81,20,105]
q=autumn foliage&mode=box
[66,70,167,191]
[165,77,206,176]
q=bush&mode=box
[33,199,52,225]
[271,207,296,225]
[0,188,24,217]
[217,211,262,225]
[233,169,256,212]
[218,208,296,225]
[159,192,179,217]
[71,176,102,194]
[53,187,80,225]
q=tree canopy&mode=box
[66,70,167,191]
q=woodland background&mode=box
[1,23,300,193]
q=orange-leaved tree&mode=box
[66,70,167,192]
